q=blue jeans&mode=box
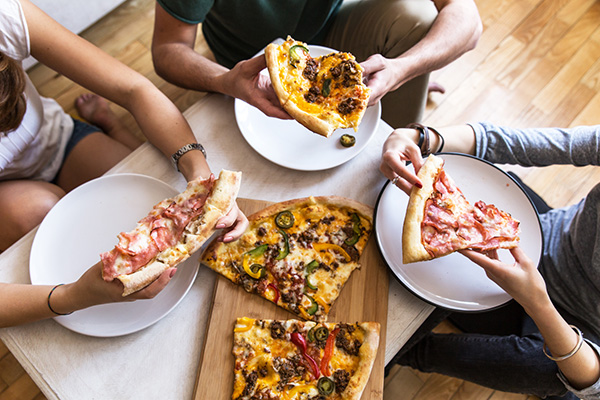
[389,174,596,399]
[51,117,101,183]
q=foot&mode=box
[428,82,446,95]
[74,93,118,132]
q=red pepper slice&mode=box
[267,283,280,304]
[320,327,339,377]
[291,332,320,380]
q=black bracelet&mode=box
[47,284,73,316]
[407,123,445,155]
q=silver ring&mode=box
[391,176,400,186]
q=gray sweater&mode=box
[472,122,600,397]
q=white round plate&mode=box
[234,44,381,171]
[375,153,543,312]
[30,173,200,337]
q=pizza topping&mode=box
[332,369,350,393]
[340,134,356,148]
[241,370,258,398]
[303,58,319,81]
[275,230,290,260]
[304,85,321,103]
[320,327,339,376]
[289,44,310,68]
[337,97,358,115]
[317,376,335,395]
[275,210,295,229]
[270,321,286,339]
[336,324,361,356]
[291,332,321,380]
[322,78,332,97]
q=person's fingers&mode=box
[129,268,176,300]
[221,210,249,242]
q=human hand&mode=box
[70,261,176,310]
[460,247,550,313]
[223,55,291,119]
[361,54,406,106]
[215,202,249,242]
[379,128,424,194]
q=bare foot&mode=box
[428,82,446,94]
[74,93,118,132]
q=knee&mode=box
[8,189,63,237]
[383,1,438,56]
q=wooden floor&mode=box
[2,0,599,398]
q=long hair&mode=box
[0,51,27,134]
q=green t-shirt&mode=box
[156,0,342,68]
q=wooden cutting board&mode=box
[193,198,389,399]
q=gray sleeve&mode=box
[557,339,600,399]
[470,122,600,167]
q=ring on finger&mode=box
[391,176,400,186]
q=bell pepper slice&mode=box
[242,244,268,279]
[313,243,351,262]
[275,229,289,260]
[234,317,255,333]
[344,213,362,245]
[320,327,340,376]
[267,283,280,304]
[291,332,320,380]
[305,259,319,273]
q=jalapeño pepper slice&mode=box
[305,275,318,290]
[289,44,310,67]
[317,376,335,395]
[322,78,332,97]
[340,134,356,147]
[314,326,330,342]
[275,210,295,229]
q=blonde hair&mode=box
[0,51,27,134]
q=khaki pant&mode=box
[323,0,438,129]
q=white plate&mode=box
[375,153,543,312]
[30,173,200,337]
[234,43,381,171]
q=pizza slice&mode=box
[402,154,520,264]
[232,318,380,400]
[101,170,241,295]
[265,36,371,138]
[201,196,373,322]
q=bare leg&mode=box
[0,180,65,250]
[55,131,133,192]
[75,93,143,150]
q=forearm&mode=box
[152,42,230,94]
[526,300,600,389]
[0,282,81,327]
[392,0,481,83]
[123,80,212,180]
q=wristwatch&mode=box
[171,143,207,171]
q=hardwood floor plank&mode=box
[0,374,42,400]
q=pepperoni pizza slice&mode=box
[402,154,520,264]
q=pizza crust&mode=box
[343,322,381,400]
[117,170,242,296]
[402,154,444,264]
[264,42,290,106]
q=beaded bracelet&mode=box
[407,123,445,156]
[47,284,73,316]
[542,325,584,362]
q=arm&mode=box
[461,248,600,391]
[0,262,173,328]
[362,0,482,104]
[151,3,289,119]
[379,124,476,193]
[22,0,248,240]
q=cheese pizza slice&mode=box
[101,170,241,295]
[402,154,520,263]
[265,36,371,138]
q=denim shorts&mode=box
[51,117,102,183]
